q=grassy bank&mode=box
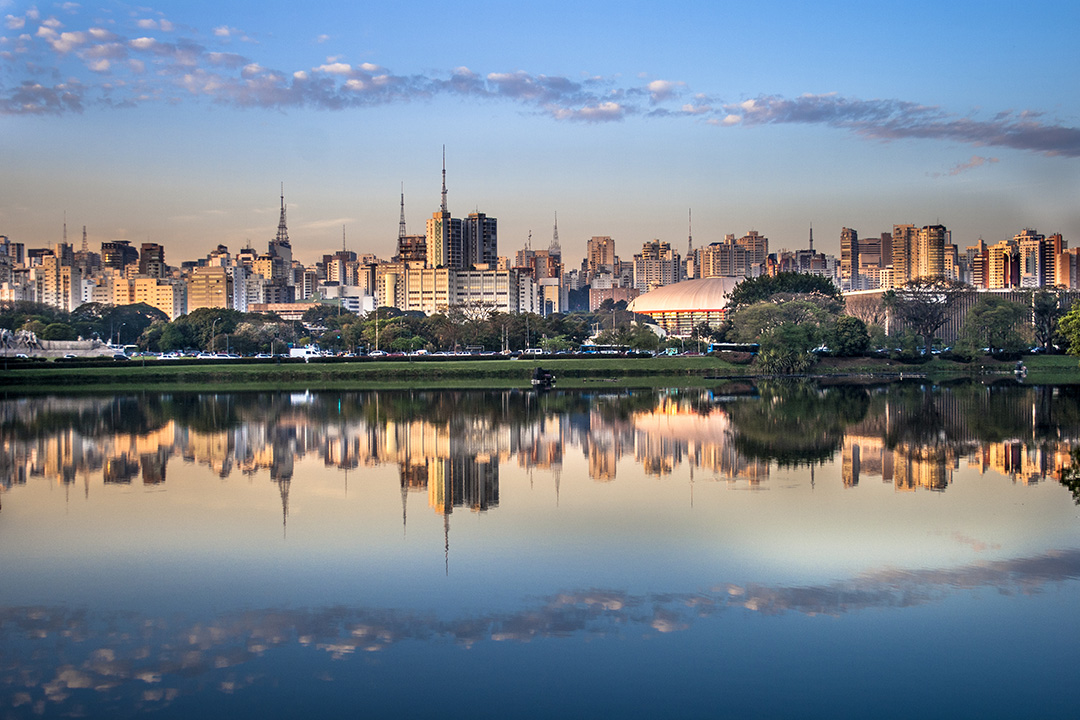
[1,354,1077,394]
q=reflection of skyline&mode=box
[4,546,1080,717]
[3,386,1080,511]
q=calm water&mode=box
[2,381,1079,719]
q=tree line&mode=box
[2,272,1079,362]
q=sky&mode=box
[2,0,1079,266]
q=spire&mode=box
[275,183,289,246]
[398,182,407,240]
[549,212,561,256]
[687,208,693,254]
[440,146,448,215]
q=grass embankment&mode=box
[0,354,1077,394]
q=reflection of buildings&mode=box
[843,436,958,491]
[4,388,1079,513]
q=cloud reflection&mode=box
[4,548,1080,715]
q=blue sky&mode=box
[2,0,1078,265]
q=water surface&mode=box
[2,382,1079,718]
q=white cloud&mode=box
[4,14,23,29]
[87,58,109,72]
[315,62,351,75]
[136,19,157,30]
[129,37,155,50]
[647,79,684,102]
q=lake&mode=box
[2,381,1079,719]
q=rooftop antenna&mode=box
[62,212,67,245]
[809,223,814,254]
[440,146,448,215]
[398,182,407,240]
[81,226,88,253]
[342,224,347,253]
[275,182,289,245]
[526,230,532,251]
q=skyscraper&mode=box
[840,227,859,291]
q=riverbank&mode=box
[1,353,1077,393]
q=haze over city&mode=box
[2,0,1079,264]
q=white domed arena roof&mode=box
[627,277,743,314]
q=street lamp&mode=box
[116,322,126,347]
[211,318,219,354]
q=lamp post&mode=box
[116,322,126,347]
[211,318,219,354]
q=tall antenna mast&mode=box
[440,146,448,215]
[81,226,88,253]
[62,212,67,245]
[687,208,693,255]
[398,182,407,239]
[809,223,814,254]
[342,225,346,252]
[550,212,561,256]
[275,183,289,245]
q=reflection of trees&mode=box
[721,381,870,466]
[1061,448,1080,505]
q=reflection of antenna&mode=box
[401,472,408,537]
[278,478,290,538]
[444,511,450,576]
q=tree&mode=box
[883,278,974,356]
[726,272,842,311]
[958,295,1028,357]
[831,316,869,357]
[41,322,76,341]
[1031,289,1064,351]
[1058,303,1080,357]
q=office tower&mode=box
[425,148,465,269]
[101,240,138,270]
[891,225,917,286]
[140,243,166,277]
[840,227,859,291]
[464,212,498,268]
[917,224,946,279]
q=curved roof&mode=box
[627,277,742,314]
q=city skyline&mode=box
[2,1,1079,264]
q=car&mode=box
[63,353,78,359]
[368,350,387,357]
[113,353,130,361]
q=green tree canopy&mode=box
[726,272,842,311]
[883,278,974,356]
[959,295,1029,356]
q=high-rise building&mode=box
[891,224,917,286]
[464,212,498,268]
[633,240,679,291]
[587,236,616,280]
[140,243,166,278]
[269,187,293,284]
[917,224,947,279]
[840,227,859,291]
[101,240,138,270]
[186,266,233,311]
